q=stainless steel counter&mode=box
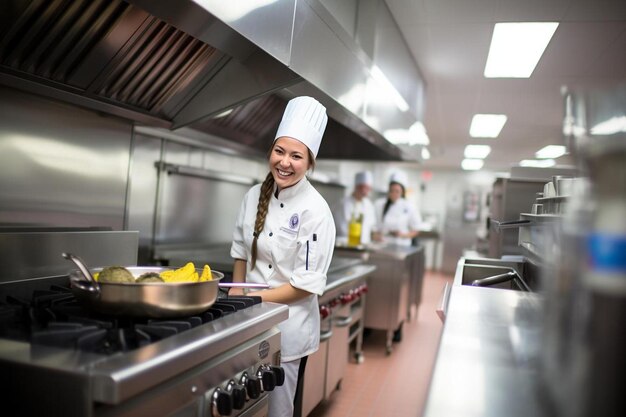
[334,243,426,354]
[423,284,546,417]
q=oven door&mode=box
[302,316,331,416]
[236,395,269,417]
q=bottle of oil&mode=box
[348,212,363,247]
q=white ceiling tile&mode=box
[384,0,626,170]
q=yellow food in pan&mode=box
[160,262,213,283]
[92,263,213,283]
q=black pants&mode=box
[292,355,308,417]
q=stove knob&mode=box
[319,305,330,319]
[211,387,233,417]
[271,365,285,386]
[257,366,276,391]
[226,380,247,410]
[239,372,261,400]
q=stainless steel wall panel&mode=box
[291,1,371,120]
[0,86,132,230]
[126,133,162,262]
[310,180,346,210]
[154,171,251,245]
[371,3,425,121]
[188,0,295,65]
[320,0,359,37]
[0,230,138,283]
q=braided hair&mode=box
[383,181,406,218]
[250,145,316,269]
[250,172,275,269]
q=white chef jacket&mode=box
[231,177,335,361]
[332,195,376,244]
[374,197,421,246]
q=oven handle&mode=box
[436,282,451,323]
[320,329,333,342]
[334,316,353,327]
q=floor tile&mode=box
[307,270,453,417]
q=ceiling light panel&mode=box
[462,159,484,170]
[464,145,491,159]
[519,159,556,168]
[484,22,559,78]
[535,145,566,159]
[470,114,507,138]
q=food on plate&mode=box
[98,266,135,283]
[136,272,164,283]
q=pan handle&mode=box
[62,252,101,295]
[219,282,269,296]
[218,283,270,289]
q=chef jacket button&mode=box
[269,232,273,237]
[268,264,272,269]
[280,203,284,208]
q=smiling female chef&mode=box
[230,96,335,417]
[373,171,421,246]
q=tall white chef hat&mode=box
[389,171,408,188]
[355,171,373,186]
[274,96,328,158]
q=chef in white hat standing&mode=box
[230,96,335,417]
[372,171,421,246]
[332,170,377,245]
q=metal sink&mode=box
[455,257,532,291]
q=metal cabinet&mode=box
[302,319,330,417]
[335,244,424,355]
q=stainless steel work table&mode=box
[334,243,426,354]
[423,284,546,417]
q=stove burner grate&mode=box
[0,284,261,354]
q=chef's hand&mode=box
[372,231,383,242]
[227,287,246,296]
[389,230,401,237]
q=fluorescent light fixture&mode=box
[384,122,429,146]
[470,114,507,138]
[464,145,491,159]
[462,159,484,170]
[371,65,410,112]
[409,122,430,145]
[212,109,233,119]
[519,159,556,168]
[485,22,559,78]
[384,129,409,144]
[535,145,566,159]
[421,147,431,160]
[590,115,626,135]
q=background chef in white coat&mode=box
[332,170,377,245]
[230,96,336,417]
[373,171,421,246]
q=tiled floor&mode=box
[308,271,453,417]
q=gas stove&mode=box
[0,231,288,417]
[1,282,263,354]
[1,278,287,417]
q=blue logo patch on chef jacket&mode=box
[289,213,299,229]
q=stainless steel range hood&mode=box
[0,0,422,161]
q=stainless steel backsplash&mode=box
[0,86,273,265]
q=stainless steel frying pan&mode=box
[63,253,266,318]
